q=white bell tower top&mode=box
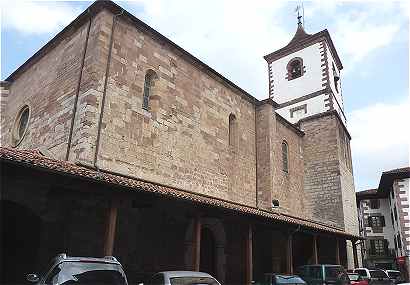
[264,23,346,125]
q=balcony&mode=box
[367,248,396,259]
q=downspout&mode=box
[93,9,124,168]
[254,100,259,208]
[65,10,92,161]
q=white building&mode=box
[356,167,410,280]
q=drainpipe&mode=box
[65,10,92,161]
[93,9,124,168]
[254,101,259,208]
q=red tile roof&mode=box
[0,147,361,240]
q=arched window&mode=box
[282,140,289,173]
[228,113,237,147]
[287,57,304,80]
[142,70,157,110]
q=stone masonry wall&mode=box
[89,13,257,206]
[300,113,344,228]
[337,121,359,236]
[1,20,91,159]
[273,117,305,216]
[69,10,114,163]
[255,102,275,210]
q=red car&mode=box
[348,273,369,285]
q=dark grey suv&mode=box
[297,265,350,285]
[26,254,128,285]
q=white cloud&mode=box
[305,1,407,75]
[333,8,402,74]
[1,1,81,35]
[125,0,290,98]
[348,98,410,190]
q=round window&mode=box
[12,105,30,147]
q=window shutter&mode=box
[370,240,376,255]
[383,239,389,254]
[380,216,385,227]
[368,216,373,227]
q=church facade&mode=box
[1,1,360,284]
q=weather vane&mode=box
[294,3,305,27]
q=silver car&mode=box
[145,271,221,285]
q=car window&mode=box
[169,276,219,285]
[369,271,388,279]
[356,270,367,277]
[45,261,127,285]
[348,274,360,281]
[325,267,348,281]
[308,266,323,279]
[275,275,305,284]
[387,272,401,279]
[325,266,349,281]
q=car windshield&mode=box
[387,272,401,279]
[369,271,388,279]
[325,267,348,281]
[348,274,360,281]
[46,261,127,285]
[169,276,220,285]
[275,275,305,284]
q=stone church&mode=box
[1,1,360,284]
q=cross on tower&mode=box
[295,5,303,26]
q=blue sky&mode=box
[1,1,409,191]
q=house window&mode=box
[286,58,304,80]
[369,216,386,228]
[282,141,289,173]
[228,113,237,148]
[142,70,157,110]
[368,216,385,228]
[370,199,380,209]
[12,105,30,147]
[370,239,388,256]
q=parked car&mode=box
[383,270,403,284]
[353,268,392,285]
[297,264,350,285]
[348,273,369,285]
[144,271,221,285]
[26,253,128,285]
[254,273,306,285]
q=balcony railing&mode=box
[367,248,396,258]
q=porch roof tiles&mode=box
[0,147,361,240]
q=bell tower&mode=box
[264,21,346,125]
[264,19,360,269]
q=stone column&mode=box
[313,235,318,264]
[335,239,340,265]
[245,224,253,285]
[193,216,201,271]
[287,233,293,274]
[352,240,359,268]
[103,201,118,256]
